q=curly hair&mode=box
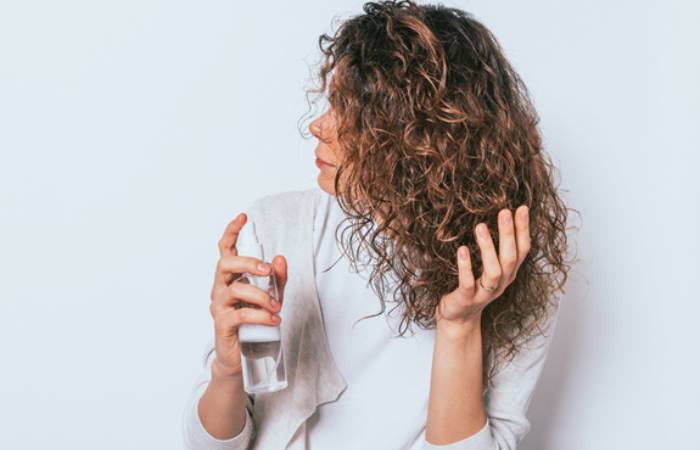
[300,0,576,388]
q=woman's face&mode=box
[309,109,343,196]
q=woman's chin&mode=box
[317,176,337,196]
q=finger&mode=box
[514,205,531,268]
[210,281,270,315]
[474,222,503,300]
[219,281,281,315]
[214,306,281,335]
[217,212,246,258]
[214,255,272,289]
[497,209,518,283]
[456,245,475,297]
[270,255,288,305]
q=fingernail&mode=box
[458,246,467,261]
[503,212,512,225]
[477,224,488,238]
[257,262,270,272]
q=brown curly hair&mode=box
[300,0,576,388]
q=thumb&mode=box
[271,255,288,304]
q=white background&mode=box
[1,1,697,449]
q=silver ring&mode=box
[479,278,498,292]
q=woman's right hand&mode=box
[209,212,287,378]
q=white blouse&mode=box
[183,187,561,450]
[305,189,438,449]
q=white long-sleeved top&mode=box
[305,188,438,449]
[182,187,560,449]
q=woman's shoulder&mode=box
[242,187,330,249]
[245,187,325,220]
[487,299,562,393]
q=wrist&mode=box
[436,315,482,342]
[211,357,244,382]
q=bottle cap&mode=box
[236,217,264,262]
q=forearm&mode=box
[425,320,487,445]
[197,358,249,440]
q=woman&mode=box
[183,1,572,449]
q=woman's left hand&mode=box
[435,205,531,333]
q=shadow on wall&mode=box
[519,271,590,450]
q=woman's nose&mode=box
[309,118,322,138]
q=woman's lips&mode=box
[315,157,336,169]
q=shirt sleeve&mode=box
[421,301,561,450]
[182,338,256,450]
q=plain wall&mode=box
[0,1,697,448]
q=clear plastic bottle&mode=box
[234,218,288,394]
